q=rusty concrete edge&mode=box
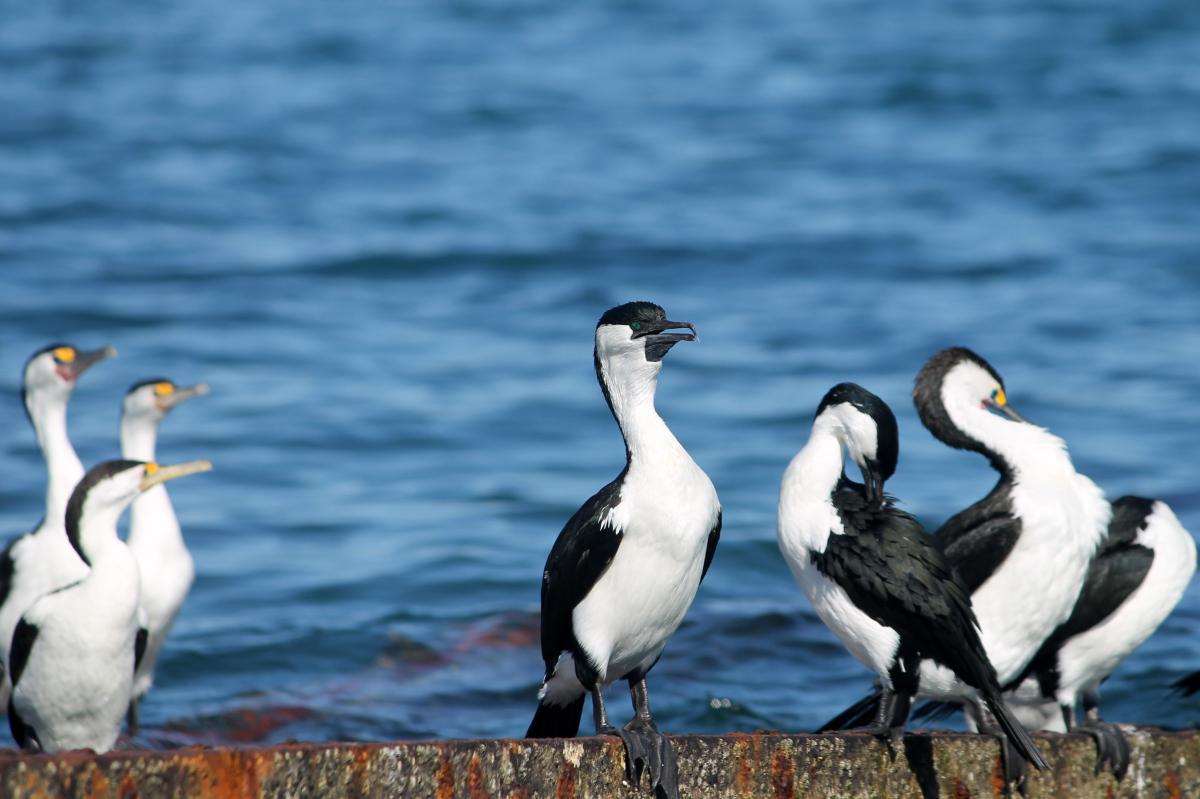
[0,725,1194,764]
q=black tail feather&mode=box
[982,693,1049,770]
[1171,671,1200,697]
[818,688,883,732]
[526,695,585,739]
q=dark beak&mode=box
[862,460,885,507]
[983,397,1028,423]
[67,345,117,379]
[634,320,697,362]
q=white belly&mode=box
[13,598,138,753]
[791,557,900,683]
[572,534,705,683]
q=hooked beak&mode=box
[862,460,885,507]
[633,320,698,363]
[66,345,117,380]
[983,396,1028,423]
[140,459,212,492]
[159,383,210,410]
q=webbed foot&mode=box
[617,717,679,799]
[1078,720,1130,781]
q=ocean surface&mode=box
[1,0,1199,748]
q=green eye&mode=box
[630,322,642,331]
[990,389,998,399]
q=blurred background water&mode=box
[1,0,1198,747]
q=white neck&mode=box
[28,391,83,533]
[778,419,846,554]
[602,360,687,467]
[783,419,845,502]
[120,415,158,462]
[121,415,186,553]
[941,386,1074,481]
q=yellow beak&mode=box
[140,459,213,491]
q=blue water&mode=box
[2,0,1199,747]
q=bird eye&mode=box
[52,346,76,364]
[630,322,642,331]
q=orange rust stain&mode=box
[1106,785,1115,799]
[555,761,577,799]
[733,739,753,798]
[467,753,492,799]
[200,749,263,799]
[118,772,139,799]
[436,750,456,799]
[771,749,794,799]
[508,787,530,799]
[1164,771,1182,799]
[83,765,110,799]
[952,779,971,799]
[990,754,1006,798]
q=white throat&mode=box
[940,383,1074,481]
[597,347,684,466]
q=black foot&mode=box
[616,717,679,799]
[1078,721,1130,781]
[999,737,1029,796]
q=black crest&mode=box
[913,347,1005,458]
[816,382,899,481]
[596,301,666,328]
[64,459,147,566]
[126,377,173,396]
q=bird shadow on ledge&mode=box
[902,735,941,799]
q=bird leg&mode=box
[615,676,679,799]
[591,685,619,736]
[126,698,140,736]
[1075,694,1130,781]
[970,701,1027,795]
[843,687,911,741]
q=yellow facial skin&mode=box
[52,346,76,363]
[994,388,1007,406]
[153,382,175,397]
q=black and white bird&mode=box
[8,458,211,753]
[120,378,209,733]
[821,349,1108,782]
[525,302,720,799]
[778,383,1046,772]
[1003,495,1195,778]
[0,343,116,702]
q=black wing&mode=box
[0,537,19,610]
[933,478,1021,595]
[538,474,625,675]
[8,696,39,751]
[134,626,149,673]
[700,510,721,583]
[8,619,38,688]
[816,487,998,692]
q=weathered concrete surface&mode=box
[0,729,1196,798]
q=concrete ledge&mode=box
[0,729,1196,798]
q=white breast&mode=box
[572,456,719,684]
[11,555,141,753]
[0,527,89,683]
[972,470,1109,684]
[1054,502,1196,702]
